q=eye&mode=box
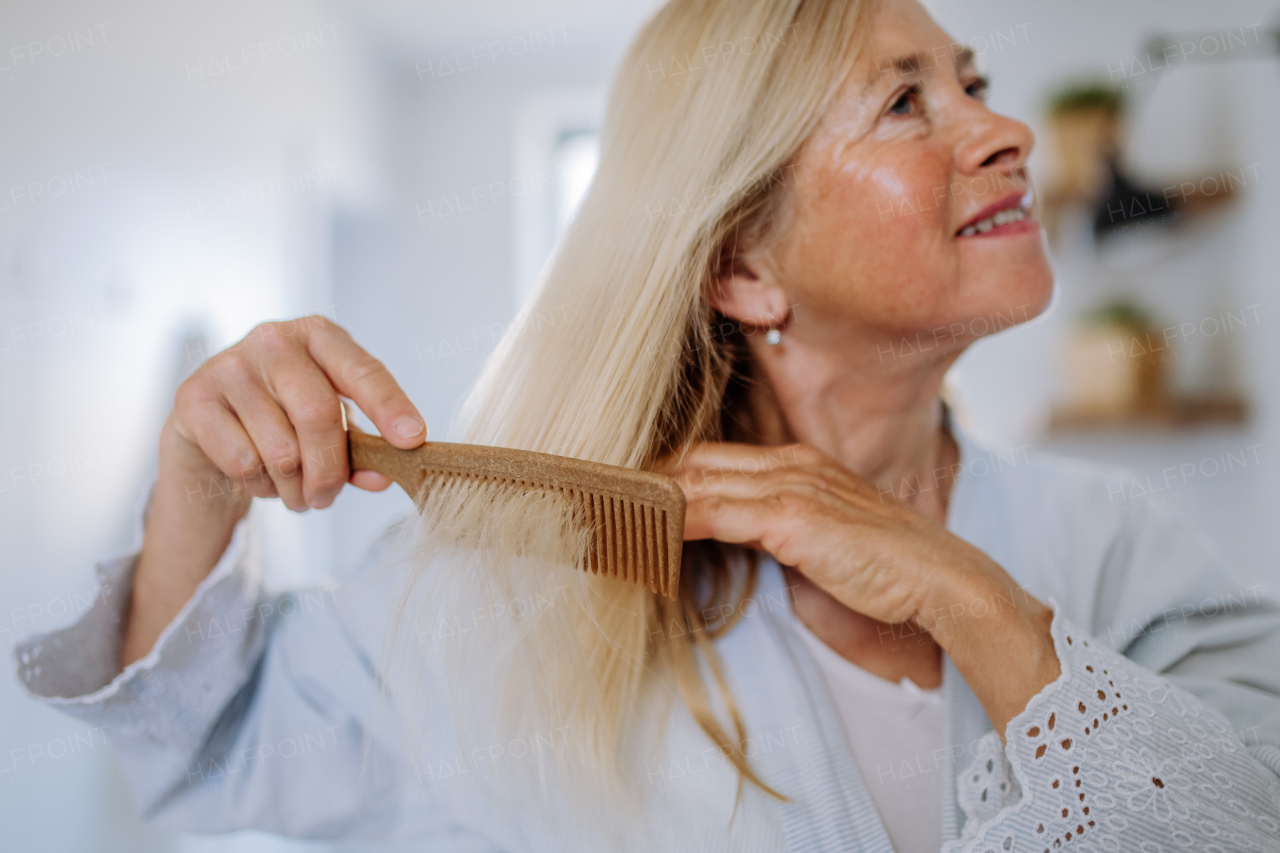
[888,84,922,116]
[964,76,990,101]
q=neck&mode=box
[741,321,963,688]
[743,324,961,523]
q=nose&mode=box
[954,104,1035,179]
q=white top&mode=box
[792,617,945,853]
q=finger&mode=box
[676,466,803,503]
[350,469,392,491]
[678,441,887,506]
[181,397,277,501]
[674,442,811,477]
[220,374,309,511]
[306,322,426,449]
[684,493,787,552]
[262,349,349,509]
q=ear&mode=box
[710,251,791,328]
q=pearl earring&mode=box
[765,310,790,346]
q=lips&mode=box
[955,189,1035,237]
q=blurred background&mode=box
[2,0,1277,850]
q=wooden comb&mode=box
[347,430,686,597]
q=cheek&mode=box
[790,154,961,323]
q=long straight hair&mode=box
[395,0,874,818]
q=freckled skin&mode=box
[689,0,1063,734]
[769,0,1053,346]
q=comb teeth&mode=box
[348,431,684,597]
[566,488,675,596]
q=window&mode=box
[512,87,605,308]
[552,130,600,239]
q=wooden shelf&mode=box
[1048,396,1249,432]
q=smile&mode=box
[956,190,1035,237]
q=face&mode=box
[724,0,1054,355]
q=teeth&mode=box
[958,204,1028,237]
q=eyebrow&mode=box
[876,46,977,81]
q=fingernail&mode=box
[310,496,333,510]
[394,416,425,439]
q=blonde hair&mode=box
[390,0,874,821]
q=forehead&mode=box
[860,0,970,84]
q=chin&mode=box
[956,237,1055,326]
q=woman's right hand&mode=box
[123,316,425,668]
[164,315,426,517]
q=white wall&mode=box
[0,0,383,849]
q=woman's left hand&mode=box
[670,441,1061,735]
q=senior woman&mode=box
[17,0,1280,851]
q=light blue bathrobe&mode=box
[16,428,1280,851]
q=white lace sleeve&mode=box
[945,604,1280,853]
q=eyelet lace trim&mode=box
[946,611,1280,853]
